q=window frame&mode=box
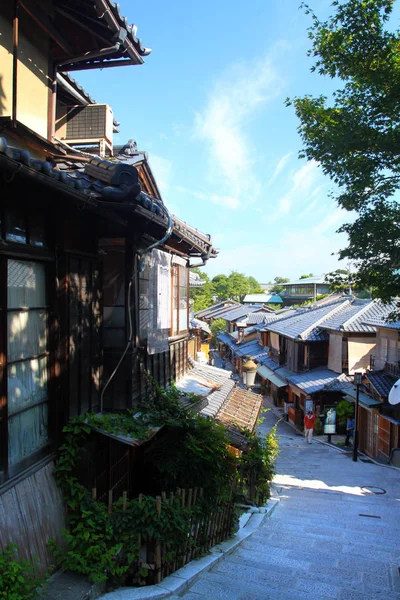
[170,264,188,337]
[0,253,53,485]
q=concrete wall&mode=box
[0,7,50,139]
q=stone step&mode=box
[42,570,105,600]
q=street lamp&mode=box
[353,372,363,462]
[242,357,257,388]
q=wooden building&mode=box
[0,0,217,572]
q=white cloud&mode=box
[270,160,321,220]
[175,185,240,210]
[299,198,319,217]
[313,208,347,235]
[204,228,349,281]
[210,194,240,209]
[194,52,284,204]
[268,152,293,185]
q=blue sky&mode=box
[77,0,370,283]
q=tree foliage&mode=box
[210,318,226,343]
[190,270,263,310]
[288,0,400,306]
[270,276,290,295]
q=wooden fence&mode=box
[95,486,236,586]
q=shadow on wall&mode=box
[0,75,6,115]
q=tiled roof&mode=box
[194,301,239,318]
[189,272,205,287]
[246,312,271,325]
[257,355,280,371]
[217,332,237,350]
[220,305,263,322]
[322,299,399,333]
[266,299,347,341]
[0,138,214,257]
[216,387,263,433]
[194,302,240,321]
[104,0,152,57]
[233,340,269,360]
[363,318,400,330]
[287,367,342,394]
[183,363,235,418]
[281,275,327,286]
[189,317,211,334]
[231,323,265,339]
[365,370,397,399]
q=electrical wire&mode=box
[99,199,174,412]
[100,280,133,412]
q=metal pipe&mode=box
[12,0,19,128]
[353,383,360,462]
[48,66,57,141]
[190,250,211,268]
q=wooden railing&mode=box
[384,361,400,378]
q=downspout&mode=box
[57,42,121,69]
[190,249,212,269]
[48,65,57,141]
[12,0,20,128]
[99,199,174,411]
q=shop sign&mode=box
[324,407,336,434]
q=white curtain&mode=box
[7,260,48,466]
[148,249,172,355]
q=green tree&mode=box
[190,268,214,312]
[299,273,313,279]
[289,0,400,309]
[212,274,230,300]
[227,271,252,302]
[210,318,226,344]
[248,276,263,294]
[270,276,290,295]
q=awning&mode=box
[343,392,381,409]
[257,365,287,388]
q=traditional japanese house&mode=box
[0,0,218,573]
[279,275,331,306]
[359,319,400,460]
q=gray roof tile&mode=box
[265,299,348,341]
[219,305,263,322]
[286,367,342,394]
[322,299,399,333]
[178,362,235,418]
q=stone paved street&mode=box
[171,407,400,600]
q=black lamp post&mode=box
[352,372,363,462]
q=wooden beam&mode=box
[19,0,73,55]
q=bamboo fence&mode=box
[101,485,236,585]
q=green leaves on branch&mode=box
[290,0,400,311]
[0,544,46,600]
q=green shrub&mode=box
[0,544,46,600]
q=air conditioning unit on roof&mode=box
[55,104,113,157]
